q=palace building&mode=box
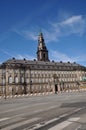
[0,32,86,96]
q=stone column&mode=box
[5,67,9,96]
[57,82,60,93]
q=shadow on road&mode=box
[60,102,86,108]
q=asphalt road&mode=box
[0,91,86,130]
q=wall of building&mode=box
[0,66,86,96]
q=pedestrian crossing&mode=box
[0,115,81,130]
[0,117,40,130]
[1,118,40,130]
[0,117,10,122]
[30,117,80,130]
[48,117,80,130]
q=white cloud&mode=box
[0,48,36,61]
[0,48,14,57]
[12,27,60,43]
[15,54,36,60]
[60,15,86,35]
[12,14,86,43]
[72,55,86,63]
[50,50,74,62]
[50,15,86,37]
[61,16,82,25]
[50,50,86,64]
[37,15,85,41]
[22,30,38,41]
[12,28,38,41]
[42,29,60,43]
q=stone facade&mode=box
[0,33,86,96]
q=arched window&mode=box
[9,76,13,84]
[2,78,5,85]
[26,78,29,83]
[15,76,18,83]
[21,77,24,83]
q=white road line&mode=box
[0,105,56,124]
[48,117,80,130]
[74,108,82,112]
[1,117,40,130]
[29,118,60,130]
[31,108,82,130]
[0,117,25,127]
[0,118,10,122]
[45,118,59,125]
[59,113,68,118]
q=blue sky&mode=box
[0,0,86,66]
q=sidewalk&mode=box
[0,89,86,100]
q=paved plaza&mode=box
[0,91,86,130]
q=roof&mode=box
[0,58,86,71]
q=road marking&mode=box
[45,118,59,125]
[59,113,68,118]
[2,117,40,130]
[29,118,60,130]
[48,117,80,130]
[74,108,82,112]
[30,107,82,130]
[0,117,10,122]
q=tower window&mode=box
[43,53,45,60]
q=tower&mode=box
[37,32,49,61]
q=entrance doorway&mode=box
[55,84,58,93]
